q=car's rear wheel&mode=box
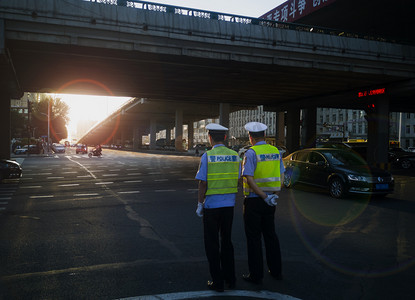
[329,178,345,198]
[400,159,411,169]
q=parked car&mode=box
[0,159,22,181]
[283,148,394,198]
[51,143,65,153]
[76,144,88,154]
[388,147,415,169]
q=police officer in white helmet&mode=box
[195,123,241,292]
[241,122,284,284]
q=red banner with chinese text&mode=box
[260,0,337,23]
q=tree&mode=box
[31,95,70,143]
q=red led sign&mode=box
[358,88,386,98]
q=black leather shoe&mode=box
[242,274,262,284]
[207,281,224,292]
[269,270,283,280]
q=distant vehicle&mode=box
[52,143,65,153]
[14,145,28,155]
[0,159,22,181]
[283,148,394,198]
[407,147,415,153]
[76,144,88,154]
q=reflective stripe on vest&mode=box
[206,146,239,195]
[243,144,281,195]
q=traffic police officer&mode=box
[195,123,240,292]
[241,121,284,284]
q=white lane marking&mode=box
[124,180,143,183]
[62,171,77,174]
[74,193,99,197]
[47,177,64,179]
[32,173,52,175]
[120,290,301,300]
[30,195,54,199]
[20,177,33,180]
[102,174,117,177]
[109,169,121,171]
[118,191,140,194]
[149,172,162,175]
[95,182,113,185]
[77,175,92,178]
[0,197,12,200]
[154,179,168,182]
[127,173,142,176]
[155,190,176,192]
[59,184,80,187]
[20,186,42,189]
[0,207,5,211]
[126,168,139,171]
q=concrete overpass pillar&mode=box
[286,108,301,153]
[150,119,157,150]
[187,122,194,150]
[0,93,11,159]
[301,107,317,148]
[219,103,230,128]
[166,126,171,145]
[133,127,142,150]
[275,111,285,147]
[366,96,390,168]
[175,109,184,151]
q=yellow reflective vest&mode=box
[206,146,239,195]
[243,143,281,196]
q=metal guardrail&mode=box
[84,0,401,44]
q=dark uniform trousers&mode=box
[203,206,235,286]
[243,197,282,280]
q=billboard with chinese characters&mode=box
[260,0,337,23]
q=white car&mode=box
[52,143,65,153]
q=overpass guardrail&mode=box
[83,0,409,45]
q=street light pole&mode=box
[47,98,50,153]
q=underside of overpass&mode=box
[1,0,415,164]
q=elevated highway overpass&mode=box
[1,0,415,164]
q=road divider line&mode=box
[124,180,143,183]
[20,186,42,189]
[155,190,176,192]
[59,184,80,187]
[30,195,54,199]
[118,191,140,194]
[74,193,99,197]
[95,182,113,185]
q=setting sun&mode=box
[58,94,131,142]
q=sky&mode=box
[62,1,287,141]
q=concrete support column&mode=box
[187,122,194,150]
[166,126,171,145]
[366,96,390,168]
[0,93,11,159]
[175,108,184,151]
[133,127,142,150]
[219,103,230,128]
[286,108,301,153]
[301,107,317,148]
[150,119,157,150]
[120,130,125,147]
[275,111,285,147]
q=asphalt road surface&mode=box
[1,148,414,299]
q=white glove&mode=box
[196,202,204,217]
[264,194,278,207]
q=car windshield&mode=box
[322,150,367,166]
